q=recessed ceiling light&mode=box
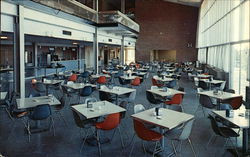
[0,36,8,39]
[72,42,78,45]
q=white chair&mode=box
[194,77,199,87]
[165,119,196,157]
[151,86,159,90]
[220,81,226,91]
[67,81,74,85]
[134,104,145,114]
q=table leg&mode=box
[116,95,118,105]
[46,85,48,96]
[243,128,249,154]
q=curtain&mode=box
[197,48,207,63]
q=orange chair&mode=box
[152,78,163,87]
[129,119,163,156]
[131,77,141,86]
[97,76,107,84]
[165,94,184,109]
[228,96,243,109]
[95,113,124,156]
[68,74,77,82]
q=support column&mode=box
[15,5,25,98]
[93,0,99,74]
[33,42,38,77]
[120,36,124,65]
[93,30,99,74]
[121,0,125,13]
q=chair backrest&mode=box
[80,86,93,96]
[198,81,208,90]
[119,101,128,119]
[67,81,74,85]
[30,104,51,120]
[96,113,120,130]
[134,104,145,113]
[35,82,46,93]
[84,97,97,104]
[194,77,199,86]
[168,105,182,112]
[199,95,215,109]
[178,87,184,92]
[167,80,177,88]
[146,91,161,104]
[72,109,84,128]
[229,96,243,109]
[220,81,226,91]
[128,91,136,103]
[131,77,141,86]
[178,119,194,140]
[151,86,159,90]
[29,92,41,98]
[225,89,235,94]
[208,115,222,136]
[97,76,107,84]
[68,74,78,82]
[99,91,113,102]
[168,94,183,105]
[152,78,162,87]
[133,119,162,141]
[81,71,90,78]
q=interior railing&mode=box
[31,0,139,33]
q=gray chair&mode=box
[195,95,216,116]
[165,119,196,157]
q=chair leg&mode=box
[50,117,55,136]
[118,126,125,148]
[129,135,136,157]
[171,141,179,157]
[206,134,215,148]
[80,128,91,153]
[58,111,68,127]
[96,130,102,156]
[142,141,147,154]
[228,138,239,157]
[27,120,31,142]
[188,138,196,157]
[5,108,13,121]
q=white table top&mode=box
[212,109,249,129]
[91,74,110,79]
[199,79,225,84]
[0,92,7,100]
[137,68,147,71]
[16,95,61,109]
[131,108,194,130]
[148,88,185,97]
[120,75,138,80]
[72,101,126,119]
[198,90,242,100]
[197,74,212,78]
[63,83,96,90]
[41,79,64,85]
[99,86,136,95]
[160,73,180,77]
[153,76,174,82]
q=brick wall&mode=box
[135,0,199,62]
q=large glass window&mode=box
[231,42,250,99]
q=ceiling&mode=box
[163,0,202,7]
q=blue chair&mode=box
[27,104,55,142]
[81,71,90,80]
[167,80,177,88]
[79,86,93,103]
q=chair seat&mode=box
[220,127,239,137]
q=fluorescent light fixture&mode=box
[72,42,78,45]
[0,36,8,39]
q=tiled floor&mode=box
[0,73,238,157]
